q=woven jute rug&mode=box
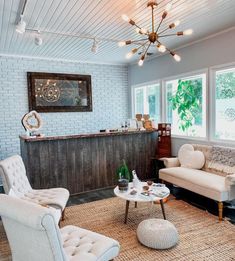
[0,197,235,261]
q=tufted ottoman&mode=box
[137,219,178,249]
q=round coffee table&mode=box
[114,182,170,224]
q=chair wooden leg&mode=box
[218,202,223,221]
[61,209,66,221]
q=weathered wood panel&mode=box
[20,131,157,195]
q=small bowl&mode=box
[142,185,149,191]
[147,180,153,186]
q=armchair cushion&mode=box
[61,226,120,261]
[22,188,69,210]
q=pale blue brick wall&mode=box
[0,56,128,160]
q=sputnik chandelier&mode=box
[118,0,193,66]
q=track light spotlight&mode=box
[16,15,26,34]
[91,38,99,53]
[35,32,43,46]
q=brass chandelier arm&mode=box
[158,33,178,38]
[151,6,155,32]
[131,38,149,43]
[143,42,152,57]
[155,18,164,34]
[158,27,170,35]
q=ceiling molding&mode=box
[0,53,127,66]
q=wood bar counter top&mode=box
[20,130,158,195]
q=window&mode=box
[165,73,207,138]
[214,67,235,141]
[133,83,161,122]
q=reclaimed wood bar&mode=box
[20,131,158,195]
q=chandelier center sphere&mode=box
[148,32,158,43]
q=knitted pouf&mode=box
[137,219,178,249]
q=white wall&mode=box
[0,56,128,160]
[128,28,235,155]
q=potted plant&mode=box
[116,160,132,192]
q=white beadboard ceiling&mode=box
[0,0,235,64]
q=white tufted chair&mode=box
[0,194,120,261]
[0,155,70,223]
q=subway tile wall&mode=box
[0,56,128,160]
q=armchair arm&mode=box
[160,157,180,168]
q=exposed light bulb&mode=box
[183,29,193,35]
[126,52,133,59]
[135,28,148,34]
[118,41,126,47]
[122,14,129,22]
[138,55,145,66]
[157,44,166,53]
[140,28,148,34]
[126,47,138,59]
[165,3,172,12]
[138,59,144,66]
[175,20,180,27]
[16,15,26,34]
[174,54,181,62]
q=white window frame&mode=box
[162,69,209,140]
[131,80,162,122]
[210,62,235,145]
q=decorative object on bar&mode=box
[135,114,144,129]
[143,114,153,130]
[157,123,171,158]
[27,72,92,112]
[21,110,43,137]
[127,119,138,131]
[118,0,193,66]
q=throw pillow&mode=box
[178,144,205,169]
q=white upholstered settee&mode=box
[159,144,235,221]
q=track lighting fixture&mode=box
[35,31,43,46]
[91,38,99,53]
[16,15,26,34]
[118,0,193,66]
[16,0,28,34]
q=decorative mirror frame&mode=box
[27,72,92,112]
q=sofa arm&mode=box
[160,157,180,168]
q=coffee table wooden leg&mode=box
[160,199,166,220]
[124,200,130,224]
[135,201,137,208]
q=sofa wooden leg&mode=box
[61,209,66,221]
[218,202,223,221]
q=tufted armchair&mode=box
[0,155,69,223]
[0,194,120,261]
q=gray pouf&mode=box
[137,219,178,249]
